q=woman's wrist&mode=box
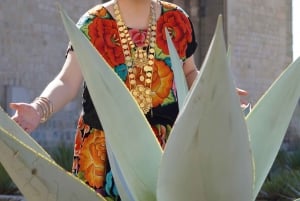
[30,97,53,123]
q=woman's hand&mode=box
[236,88,250,111]
[10,102,41,133]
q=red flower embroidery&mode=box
[152,125,168,149]
[156,10,192,58]
[88,17,125,67]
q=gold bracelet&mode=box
[32,97,53,123]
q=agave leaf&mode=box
[246,57,300,199]
[157,15,254,201]
[106,142,135,201]
[0,107,51,159]
[59,5,162,201]
[0,122,106,201]
[165,28,188,110]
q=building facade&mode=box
[0,0,297,147]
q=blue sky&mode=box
[293,0,300,60]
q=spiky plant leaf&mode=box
[59,5,162,201]
[0,163,19,194]
[106,142,135,201]
[246,57,300,199]
[157,15,254,201]
[165,28,188,110]
[260,169,300,200]
[0,107,51,159]
[49,143,73,172]
[0,121,106,201]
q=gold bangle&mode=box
[32,97,53,123]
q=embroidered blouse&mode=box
[70,1,197,129]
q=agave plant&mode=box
[47,142,74,172]
[0,163,19,195]
[258,147,300,200]
[0,5,300,201]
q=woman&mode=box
[10,0,247,200]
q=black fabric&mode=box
[186,18,198,59]
[82,83,104,130]
[81,85,179,130]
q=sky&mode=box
[293,0,300,60]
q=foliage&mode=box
[0,142,73,195]
[47,142,74,172]
[257,147,300,201]
[0,163,19,195]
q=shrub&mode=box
[0,163,19,194]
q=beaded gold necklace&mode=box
[114,1,157,114]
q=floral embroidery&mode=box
[78,3,194,108]
[78,129,107,188]
[151,59,174,107]
[114,64,128,81]
[88,5,109,17]
[152,124,172,149]
[87,18,124,67]
[156,9,192,58]
[128,29,148,47]
[105,171,119,197]
[73,117,88,157]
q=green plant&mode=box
[257,148,300,201]
[0,163,19,195]
[48,143,73,172]
[0,142,73,195]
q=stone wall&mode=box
[0,0,101,147]
[226,0,299,143]
[227,0,293,103]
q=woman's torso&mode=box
[76,0,197,129]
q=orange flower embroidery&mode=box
[74,117,89,156]
[78,129,107,188]
[151,60,174,107]
[125,59,173,107]
[88,6,108,17]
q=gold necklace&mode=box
[114,1,157,114]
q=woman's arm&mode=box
[10,51,83,133]
[38,51,83,113]
[183,55,199,88]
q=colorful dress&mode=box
[70,1,197,200]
